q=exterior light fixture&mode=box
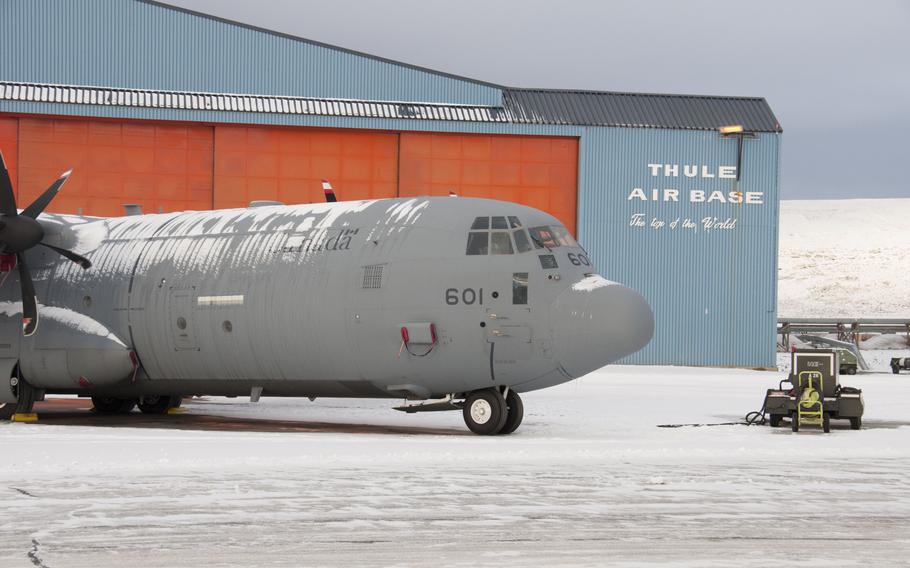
[718,124,754,181]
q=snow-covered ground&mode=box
[3,358,910,567]
[779,198,910,318]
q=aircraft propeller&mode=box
[0,152,92,336]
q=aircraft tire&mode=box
[463,389,508,435]
[498,390,524,435]
[92,397,137,415]
[138,395,178,415]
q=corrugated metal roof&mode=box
[0,81,509,123]
[503,89,782,132]
[0,81,782,132]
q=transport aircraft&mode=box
[0,155,653,434]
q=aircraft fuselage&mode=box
[0,197,653,406]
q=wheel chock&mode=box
[166,407,186,415]
[11,413,38,423]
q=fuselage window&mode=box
[512,272,529,305]
[513,229,533,253]
[471,216,490,230]
[466,232,489,255]
[508,216,522,228]
[490,232,514,255]
[491,216,509,230]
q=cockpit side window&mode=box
[513,229,533,253]
[529,226,557,248]
[551,225,578,247]
[490,232,514,255]
[466,232,489,255]
[528,225,578,248]
[508,216,522,228]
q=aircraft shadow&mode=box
[25,399,468,436]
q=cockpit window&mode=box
[490,232,514,255]
[466,232,489,255]
[465,216,531,255]
[513,229,533,253]
[528,225,578,248]
[551,226,578,247]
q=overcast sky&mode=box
[165,0,909,200]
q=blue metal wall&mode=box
[577,128,781,367]
[0,0,501,106]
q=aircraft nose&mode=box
[551,276,654,378]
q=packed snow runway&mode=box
[3,361,910,567]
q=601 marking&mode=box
[445,288,484,306]
[567,253,590,266]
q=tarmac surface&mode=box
[2,364,909,567]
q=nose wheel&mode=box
[462,388,524,435]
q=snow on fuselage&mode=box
[0,197,653,400]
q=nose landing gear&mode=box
[393,386,526,435]
[463,387,524,435]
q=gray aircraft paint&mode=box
[0,197,653,404]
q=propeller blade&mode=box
[39,242,92,269]
[0,152,17,217]
[21,169,72,219]
[16,253,38,336]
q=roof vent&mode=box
[123,204,142,216]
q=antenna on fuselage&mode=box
[321,180,337,203]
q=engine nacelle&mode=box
[19,306,135,390]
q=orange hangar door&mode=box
[17,118,214,216]
[213,126,399,208]
[398,133,579,236]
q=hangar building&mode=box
[0,0,782,367]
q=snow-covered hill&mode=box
[778,198,910,318]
